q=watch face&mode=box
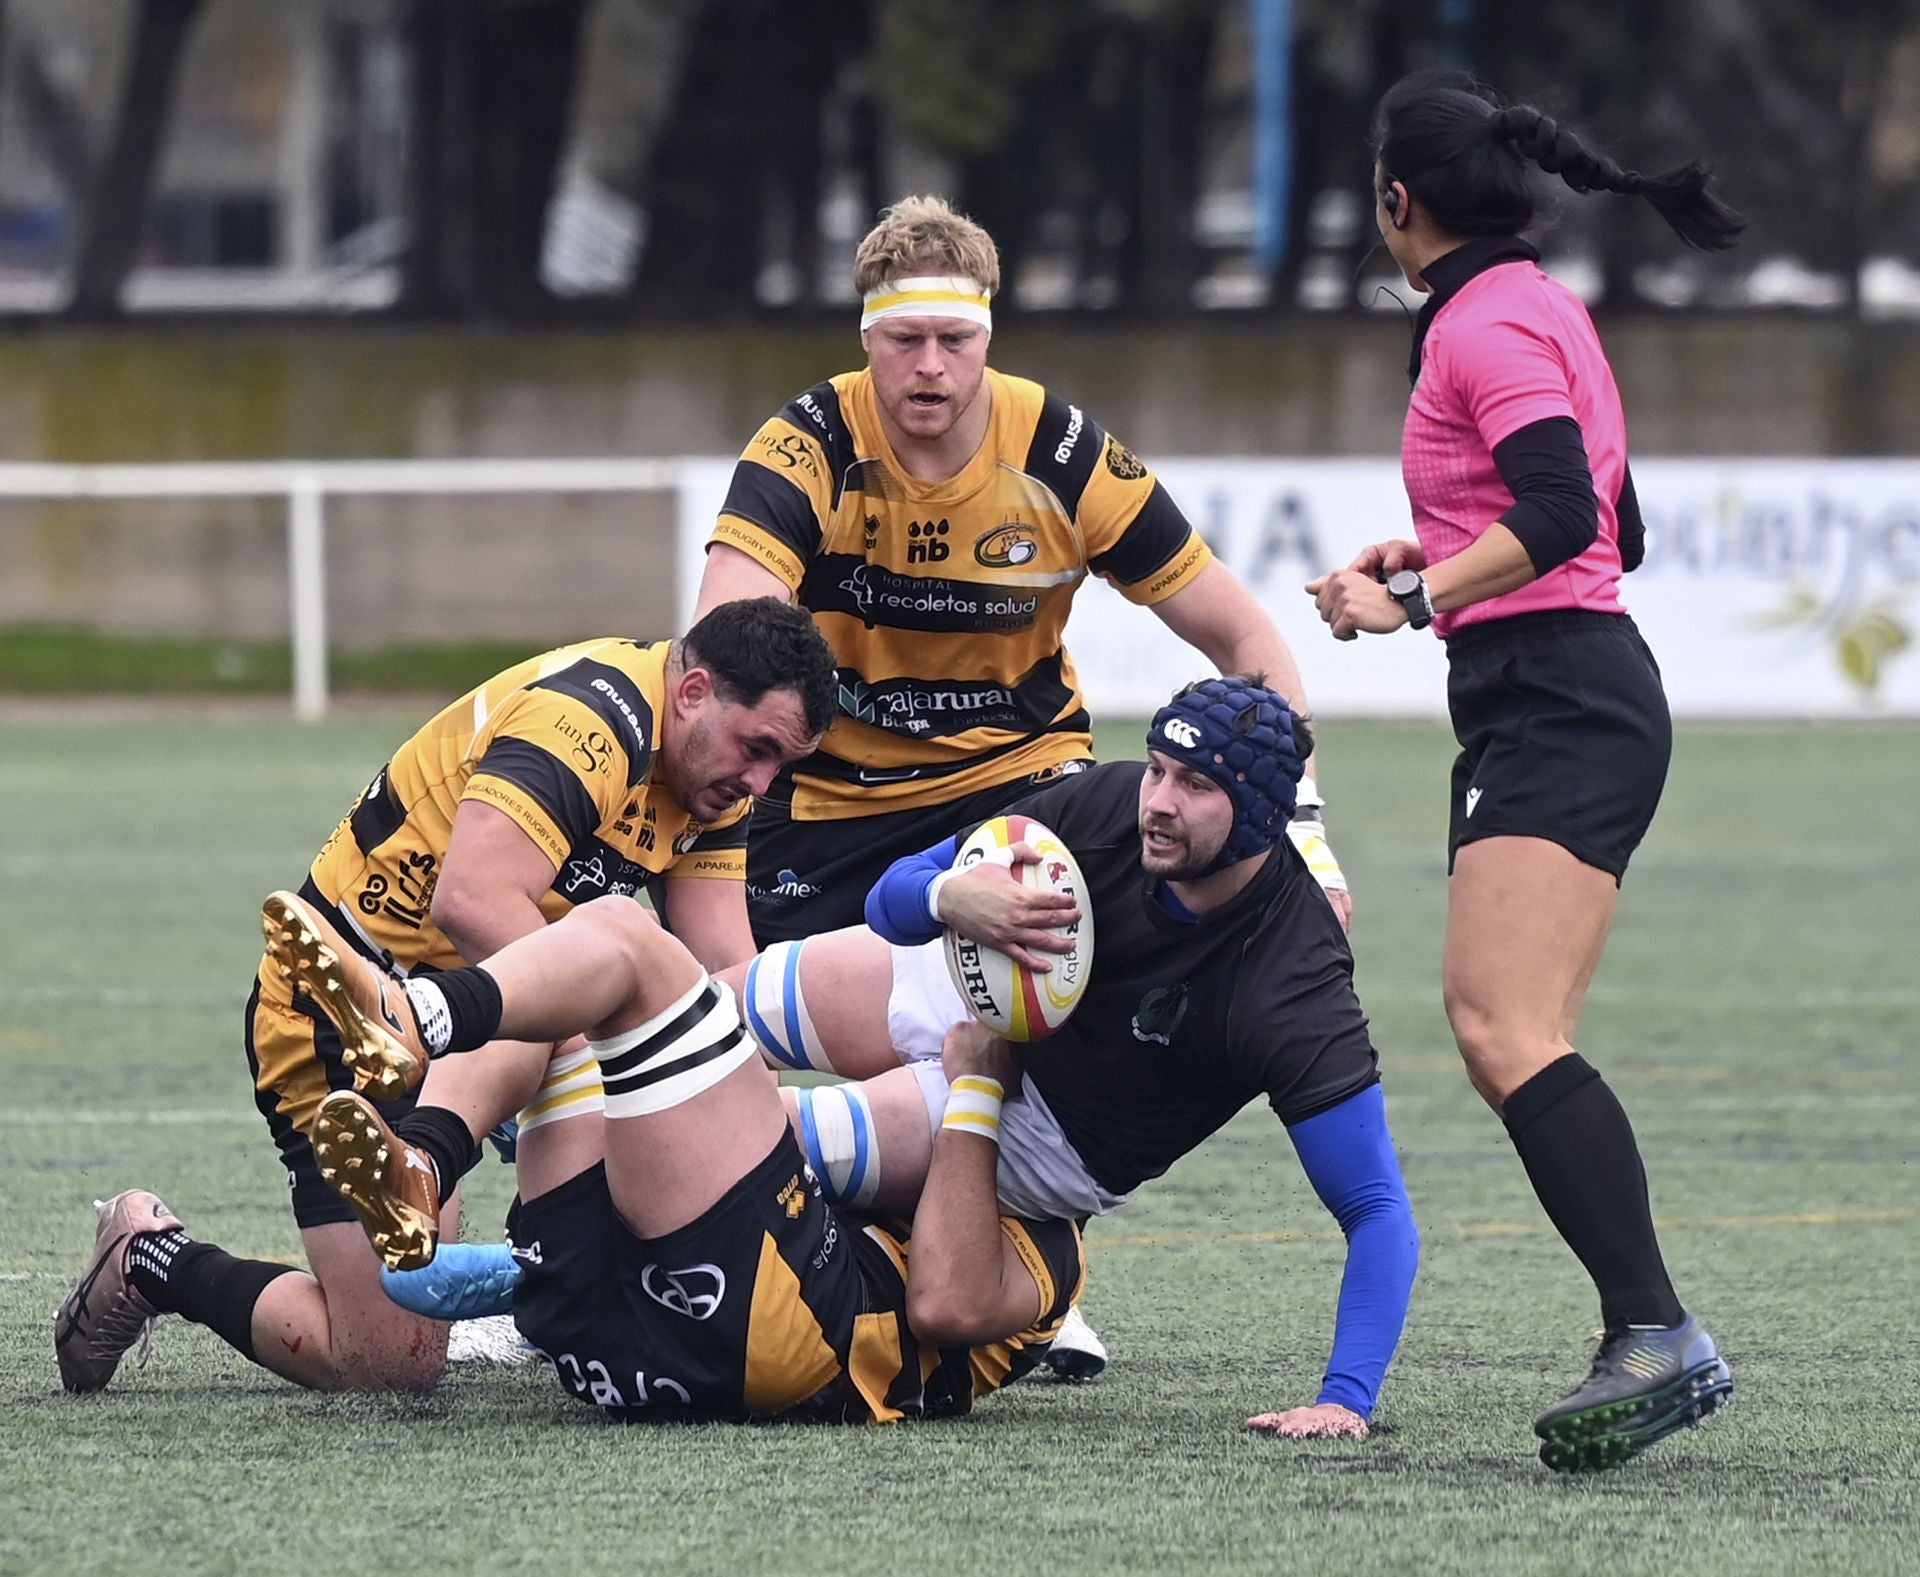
[1387,570,1420,597]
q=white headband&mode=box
[860,275,992,331]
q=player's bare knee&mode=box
[337,1326,449,1392]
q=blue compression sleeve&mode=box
[1285,1083,1420,1417]
[864,834,961,946]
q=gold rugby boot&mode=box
[262,889,428,1099]
[311,1090,441,1272]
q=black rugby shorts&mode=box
[508,1129,861,1422]
[1444,610,1671,881]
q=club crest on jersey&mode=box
[975,523,1039,568]
[1131,983,1190,1046]
[1104,437,1147,480]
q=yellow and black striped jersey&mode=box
[834,1211,1086,1423]
[713,367,1211,819]
[307,638,748,973]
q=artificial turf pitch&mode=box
[2,713,1915,1576]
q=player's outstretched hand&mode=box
[1244,1403,1370,1440]
[935,842,1081,973]
[940,1018,1019,1089]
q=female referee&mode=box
[1307,69,1743,1473]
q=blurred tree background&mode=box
[1,0,1917,323]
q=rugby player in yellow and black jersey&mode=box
[52,600,838,1398]
[261,870,1083,1424]
[696,195,1350,944]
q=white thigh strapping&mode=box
[742,940,837,1072]
[885,940,1131,1221]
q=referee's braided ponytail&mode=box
[1374,69,1744,253]
[1491,104,1744,252]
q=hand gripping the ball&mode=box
[934,842,1082,974]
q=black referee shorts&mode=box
[1444,610,1671,882]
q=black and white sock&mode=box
[401,965,504,1056]
[125,1228,297,1364]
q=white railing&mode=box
[0,459,685,719]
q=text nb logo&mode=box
[640,1262,727,1320]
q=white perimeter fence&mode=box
[3,456,1916,719]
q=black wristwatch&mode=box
[1386,569,1434,630]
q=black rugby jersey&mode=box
[1005,762,1379,1197]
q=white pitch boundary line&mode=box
[0,987,240,1007]
[0,1109,258,1126]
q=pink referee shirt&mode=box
[1402,258,1629,637]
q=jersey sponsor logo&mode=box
[588,676,648,751]
[1465,787,1482,818]
[1027,760,1090,785]
[672,828,701,855]
[1160,717,1201,749]
[533,659,656,788]
[748,867,824,902]
[1131,982,1190,1046]
[564,855,609,895]
[552,1350,692,1408]
[556,840,652,902]
[811,1216,839,1271]
[975,523,1039,568]
[855,764,922,783]
[510,1238,544,1266]
[793,390,832,434]
[1144,541,1207,599]
[838,677,877,724]
[640,1262,727,1320]
[863,514,881,553]
[1054,405,1085,465]
[1104,437,1147,481]
[776,1173,810,1218]
[906,519,952,564]
[836,672,1030,738]
[754,430,821,480]
[831,562,1041,633]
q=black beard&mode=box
[1139,825,1215,882]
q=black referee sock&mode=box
[401,965,504,1057]
[1502,1053,1686,1331]
[125,1228,296,1364]
[392,1105,481,1205]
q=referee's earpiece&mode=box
[1380,181,1408,229]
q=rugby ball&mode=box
[942,814,1093,1041]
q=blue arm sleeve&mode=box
[1285,1082,1420,1417]
[863,834,961,946]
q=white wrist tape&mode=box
[1286,815,1348,894]
[941,1074,1004,1142]
[926,867,960,925]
